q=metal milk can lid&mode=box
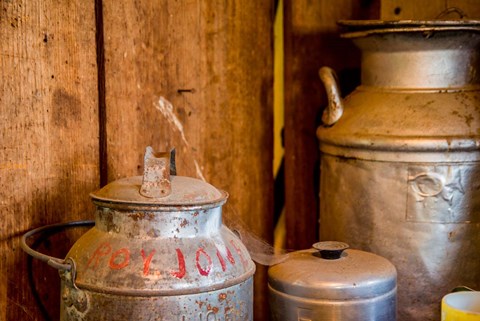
[268,241,397,300]
[90,147,227,208]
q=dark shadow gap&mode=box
[95,0,108,187]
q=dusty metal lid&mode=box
[90,147,227,208]
[268,241,397,300]
[338,19,480,38]
[90,175,226,206]
[339,19,480,28]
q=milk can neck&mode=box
[95,206,223,238]
[352,31,480,90]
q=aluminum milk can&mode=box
[317,20,480,321]
[268,241,397,321]
[22,147,255,321]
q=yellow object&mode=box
[442,292,480,321]
[273,0,284,176]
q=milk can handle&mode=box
[319,67,344,126]
[435,7,467,19]
[21,220,95,271]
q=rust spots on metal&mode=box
[207,304,219,314]
[218,292,227,301]
[128,211,155,221]
[180,219,189,228]
[140,146,172,198]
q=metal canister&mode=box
[317,20,480,321]
[268,241,397,321]
[22,147,255,320]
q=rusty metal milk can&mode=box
[268,241,397,321]
[317,20,480,321]
[22,147,255,320]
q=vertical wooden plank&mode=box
[283,0,379,250]
[381,0,480,20]
[380,0,445,19]
[0,0,99,320]
[447,0,480,18]
[102,1,274,320]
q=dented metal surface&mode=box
[317,21,480,321]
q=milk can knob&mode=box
[140,146,172,198]
[313,241,349,260]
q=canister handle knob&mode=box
[140,146,172,198]
[319,67,343,126]
[313,241,349,260]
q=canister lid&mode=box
[339,19,480,28]
[338,19,480,38]
[268,242,397,300]
[90,175,226,207]
[90,147,227,208]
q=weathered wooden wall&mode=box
[381,0,480,19]
[0,0,99,319]
[101,1,274,320]
[1,0,273,320]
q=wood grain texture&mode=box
[381,0,480,20]
[447,0,480,19]
[283,0,379,250]
[0,0,99,320]
[101,1,274,319]
[380,0,445,19]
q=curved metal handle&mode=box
[21,220,95,271]
[436,7,467,19]
[319,67,343,126]
[451,286,475,292]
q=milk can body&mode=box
[23,149,255,321]
[268,242,397,321]
[317,21,480,321]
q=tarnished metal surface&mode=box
[268,243,397,321]
[23,148,255,321]
[90,176,226,208]
[65,208,255,297]
[338,19,480,38]
[140,147,172,198]
[60,148,255,320]
[62,279,253,321]
[339,19,480,27]
[319,157,480,321]
[319,67,343,126]
[354,34,480,89]
[317,22,480,321]
[318,90,480,162]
